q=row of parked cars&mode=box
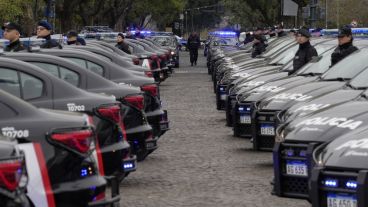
[208,29,368,207]
[0,32,178,206]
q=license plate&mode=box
[327,194,357,207]
[146,142,156,148]
[160,123,169,130]
[220,94,227,100]
[260,124,275,136]
[286,161,308,176]
[240,115,251,124]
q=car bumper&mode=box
[100,140,132,176]
[146,109,169,138]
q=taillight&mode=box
[93,191,106,201]
[159,54,167,61]
[0,159,23,191]
[97,105,121,123]
[144,70,153,77]
[50,129,94,154]
[141,84,158,97]
[124,95,144,110]
[132,58,140,65]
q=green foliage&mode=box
[0,0,31,22]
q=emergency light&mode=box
[321,28,368,37]
[209,31,237,37]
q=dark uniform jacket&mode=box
[251,42,266,58]
[4,39,26,52]
[40,35,61,49]
[187,36,200,50]
[291,41,318,74]
[115,42,131,54]
[331,42,358,66]
[67,37,86,46]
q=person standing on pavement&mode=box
[251,34,266,58]
[290,28,318,75]
[330,25,358,67]
[115,33,131,54]
[187,32,200,66]
[66,30,86,45]
[37,20,61,49]
[2,22,26,52]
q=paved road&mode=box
[120,51,310,207]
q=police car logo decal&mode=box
[271,93,313,102]
[293,103,331,113]
[255,85,285,92]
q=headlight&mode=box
[171,51,175,55]
[275,128,285,143]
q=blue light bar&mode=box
[123,163,134,170]
[321,28,368,37]
[346,181,358,189]
[239,107,244,111]
[219,87,225,91]
[209,31,237,37]
[324,179,338,188]
[299,150,307,157]
[285,149,294,157]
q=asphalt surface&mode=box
[120,50,310,207]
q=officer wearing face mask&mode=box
[330,25,358,66]
[290,28,318,75]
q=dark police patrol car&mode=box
[0,135,29,207]
[0,57,137,178]
[4,52,157,161]
[310,126,368,207]
[254,48,368,151]
[0,90,117,206]
[31,48,170,139]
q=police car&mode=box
[0,57,139,176]
[0,90,119,206]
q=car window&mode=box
[30,62,59,77]
[322,49,368,80]
[297,49,335,75]
[66,57,88,68]
[349,67,368,88]
[0,102,17,118]
[86,61,104,76]
[59,67,80,87]
[93,53,112,62]
[20,72,44,100]
[0,68,21,98]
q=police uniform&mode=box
[115,33,131,54]
[187,34,200,66]
[37,21,61,49]
[2,22,26,52]
[331,26,358,66]
[291,29,318,75]
[251,35,266,58]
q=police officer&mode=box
[66,30,86,45]
[187,32,200,66]
[2,22,26,52]
[290,28,318,75]
[251,35,266,58]
[331,25,358,66]
[115,33,131,54]
[37,21,61,49]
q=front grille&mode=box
[318,170,358,207]
[275,142,318,198]
[233,103,253,137]
[254,110,279,151]
[216,84,227,110]
[225,94,237,126]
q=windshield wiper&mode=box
[346,83,357,90]
[323,77,351,81]
[298,72,321,77]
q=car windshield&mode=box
[212,37,238,46]
[296,49,335,75]
[322,49,368,80]
[348,67,368,89]
[261,38,295,57]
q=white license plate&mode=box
[286,162,308,176]
[327,194,357,207]
[260,125,275,136]
[220,94,227,100]
[146,142,156,148]
[240,115,251,124]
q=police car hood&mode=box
[283,101,368,143]
[259,81,346,111]
[239,76,318,103]
[225,65,279,83]
[284,89,364,122]
[317,126,368,169]
[231,71,288,96]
